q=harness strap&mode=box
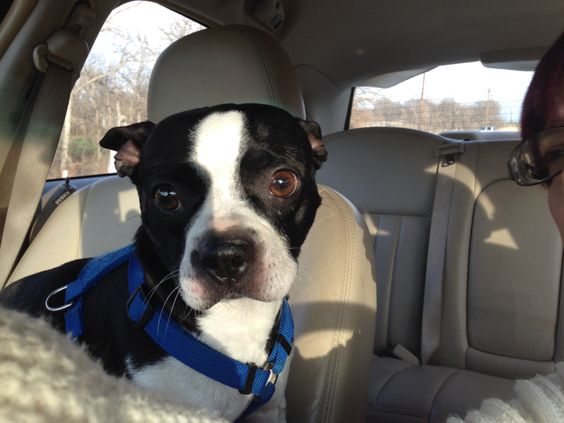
[127,253,293,413]
[53,244,293,417]
[64,244,135,338]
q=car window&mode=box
[349,62,534,134]
[47,1,205,180]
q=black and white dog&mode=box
[0,104,327,422]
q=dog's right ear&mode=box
[99,121,155,179]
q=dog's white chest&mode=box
[129,298,285,422]
[130,355,253,421]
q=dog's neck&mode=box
[197,298,282,364]
[134,228,282,363]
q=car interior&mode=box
[0,0,563,422]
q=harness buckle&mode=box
[276,333,293,355]
[239,363,278,397]
[45,285,73,312]
[126,284,154,329]
[266,369,278,385]
[239,364,258,395]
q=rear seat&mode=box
[318,129,563,421]
[318,127,445,361]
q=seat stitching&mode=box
[427,368,460,420]
[371,361,412,404]
[248,32,278,107]
[370,404,428,418]
[318,186,355,423]
[77,183,93,258]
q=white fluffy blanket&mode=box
[448,364,564,423]
[3,305,564,423]
[0,306,226,423]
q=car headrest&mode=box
[147,25,305,122]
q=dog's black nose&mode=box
[195,236,252,285]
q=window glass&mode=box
[350,62,534,134]
[48,1,205,179]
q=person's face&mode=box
[544,109,564,240]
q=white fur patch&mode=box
[178,111,298,312]
[197,298,280,363]
[129,355,253,421]
[191,111,244,208]
[129,350,291,422]
[168,110,297,421]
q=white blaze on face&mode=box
[178,111,298,311]
[192,111,245,209]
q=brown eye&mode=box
[154,185,181,211]
[270,170,299,198]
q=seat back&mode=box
[148,25,305,121]
[9,25,376,423]
[319,126,563,379]
[318,127,446,358]
[432,140,563,378]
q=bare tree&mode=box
[48,3,203,179]
[350,90,508,133]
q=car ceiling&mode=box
[167,0,564,89]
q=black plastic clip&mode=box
[240,364,258,395]
[126,284,154,329]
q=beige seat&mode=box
[319,129,563,421]
[318,127,446,359]
[8,25,376,423]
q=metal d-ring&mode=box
[45,285,73,312]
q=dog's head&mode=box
[100,104,326,311]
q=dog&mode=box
[0,103,327,422]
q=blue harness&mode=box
[45,244,294,419]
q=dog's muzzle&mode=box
[191,232,256,286]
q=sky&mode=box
[86,2,204,70]
[359,62,534,122]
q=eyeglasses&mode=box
[508,126,564,186]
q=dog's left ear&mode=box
[99,121,155,178]
[298,119,327,170]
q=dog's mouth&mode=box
[178,231,297,311]
[178,261,283,311]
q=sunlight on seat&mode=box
[483,228,519,250]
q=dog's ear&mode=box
[298,119,327,170]
[99,121,155,178]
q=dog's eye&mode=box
[154,185,181,212]
[270,170,299,198]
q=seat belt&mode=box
[420,142,465,365]
[0,29,88,288]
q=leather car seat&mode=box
[8,25,377,423]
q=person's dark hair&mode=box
[521,32,564,141]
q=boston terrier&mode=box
[0,103,327,422]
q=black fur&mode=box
[0,103,324,378]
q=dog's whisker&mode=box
[294,269,315,289]
[157,285,181,336]
[165,287,183,335]
[145,270,179,304]
[180,306,196,323]
[145,272,177,300]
